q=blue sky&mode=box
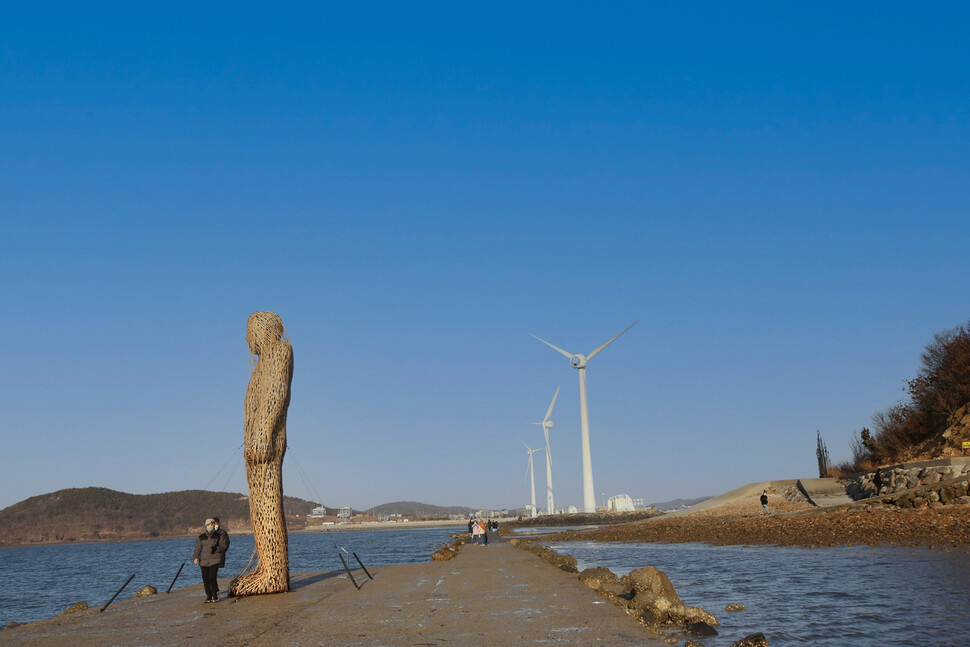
[2,3,969,512]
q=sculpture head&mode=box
[247,311,287,357]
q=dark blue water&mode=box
[545,540,970,647]
[6,529,969,645]
[0,527,460,627]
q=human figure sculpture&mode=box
[229,311,293,596]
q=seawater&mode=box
[5,528,969,645]
[0,526,460,627]
[544,538,970,647]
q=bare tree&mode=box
[816,430,830,478]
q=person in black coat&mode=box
[193,517,230,602]
[211,517,230,596]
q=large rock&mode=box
[685,620,718,637]
[431,546,457,561]
[578,567,633,604]
[629,566,680,601]
[733,632,770,646]
[133,585,157,598]
[60,601,88,615]
[627,566,719,629]
[578,567,621,591]
[535,545,578,572]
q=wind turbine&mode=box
[532,321,638,513]
[529,385,560,515]
[522,441,544,518]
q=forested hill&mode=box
[0,487,319,546]
[370,501,474,516]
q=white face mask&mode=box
[206,525,215,532]
[214,525,219,531]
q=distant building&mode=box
[309,506,328,518]
[567,505,579,513]
[338,506,352,519]
[607,494,635,512]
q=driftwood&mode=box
[229,311,293,596]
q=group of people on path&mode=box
[192,516,230,603]
[468,518,497,545]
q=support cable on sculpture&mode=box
[204,442,245,493]
[289,448,373,586]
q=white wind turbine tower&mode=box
[529,385,560,515]
[522,441,544,518]
[532,321,638,513]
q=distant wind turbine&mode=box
[532,321,638,513]
[522,441,544,519]
[529,385,560,515]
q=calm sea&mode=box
[4,527,969,646]
[0,526,461,627]
[545,538,970,647]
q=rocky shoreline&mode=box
[533,502,970,550]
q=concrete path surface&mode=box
[796,478,854,507]
[0,539,665,647]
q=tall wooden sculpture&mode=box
[229,311,293,596]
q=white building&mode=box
[607,494,635,512]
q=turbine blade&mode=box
[586,320,639,361]
[531,334,574,360]
[543,385,561,423]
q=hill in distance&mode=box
[0,487,321,546]
[368,501,475,517]
[649,496,713,511]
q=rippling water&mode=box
[0,526,460,627]
[6,527,969,646]
[544,539,970,647]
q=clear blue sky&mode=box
[2,3,969,512]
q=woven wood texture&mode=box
[229,311,293,596]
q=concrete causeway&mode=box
[0,538,666,646]
[795,478,855,507]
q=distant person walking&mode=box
[481,520,489,546]
[472,519,481,544]
[873,468,883,494]
[759,490,770,516]
[193,517,230,602]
